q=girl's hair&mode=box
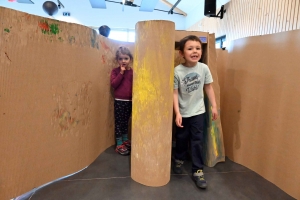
[179,35,202,52]
[115,46,133,61]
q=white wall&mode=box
[185,3,205,30]
[185,0,230,30]
[188,0,300,43]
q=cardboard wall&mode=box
[216,49,228,115]
[0,7,226,200]
[0,7,133,200]
[204,34,225,167]
[175,30,207,42]
[220,30,300,199]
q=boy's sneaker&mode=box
[193,169,207,189]
[123,140,131,150]
[172,159,184,174]
[115,144,130,156]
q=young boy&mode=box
[173,35,218,189]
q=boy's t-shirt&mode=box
[174,62,213,117]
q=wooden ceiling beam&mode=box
[160,0,187,16]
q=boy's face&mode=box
[180,40,202,65]
[117,53,131,68]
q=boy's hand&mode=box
[175,113,183,128]
[211,107,218,121]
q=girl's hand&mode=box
[120,66,125,74]
[175,113,183,128]
[211,107,218,121]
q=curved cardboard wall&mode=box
[0,7,133,200]
[0,6,224,199]
[220,30,300,199]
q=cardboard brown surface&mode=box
[0,7,227,199]
[216,49,228,111]
[201,34,225,167]
[131,20,175,187]
[222,30,300,199]
[175,30,208,43]
[0,7,133,200]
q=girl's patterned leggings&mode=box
[114,100,132,140]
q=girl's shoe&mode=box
[115,144,130,156]
[123,140,131,150]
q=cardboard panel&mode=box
[0,7,133,200]
[175,30,208,43]
[222,30,300,199]
[216,49,228,111]
[131,20,175,186]
[0,7,227,199]
[202,34,225,167]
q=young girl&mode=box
[110,46,133,156]
[173,35,218,189]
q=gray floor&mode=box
[21,146,294,200]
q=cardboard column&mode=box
[131,20,175,186]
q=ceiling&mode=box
[1,0,230,30]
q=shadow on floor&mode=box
[18,146,295,200]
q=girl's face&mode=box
[180,40,202,66]
[117,53,131,68]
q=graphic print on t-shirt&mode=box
[181,72,201,93]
